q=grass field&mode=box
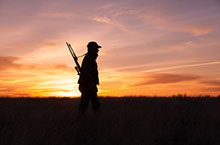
[0,97,220,145]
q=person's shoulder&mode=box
[82,54,91,65]
[82,53,88,60]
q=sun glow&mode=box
[50,91,80,98]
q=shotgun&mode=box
[66,42,81,75]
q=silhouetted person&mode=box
[78,41,101,113]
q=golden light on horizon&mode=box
[50,91,80,98]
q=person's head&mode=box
[87,41,101,54]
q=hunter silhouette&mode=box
[78,41,101,112]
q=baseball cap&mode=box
[87,41,101,48]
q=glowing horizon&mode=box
[0,0,220,97]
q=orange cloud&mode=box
[53,64,73,72]
[40,41,58,47]
[133,73,200,87]
[0,56,22,70]
[205,87,220,92]
[201,80,220,86]
[0,55,72,72]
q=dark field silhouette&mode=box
[1,97,220,145]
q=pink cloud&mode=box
[182,26,213,36]
[92,16,130,32]
[37,12,74,19]
[139,8,215,37]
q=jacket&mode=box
[78,53,99,92]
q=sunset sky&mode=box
[0,0,220,97]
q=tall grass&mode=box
[0,97,220,145]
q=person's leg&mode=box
[79,93,89,113]
[90,92,100,111]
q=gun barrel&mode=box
[66,42,81,75]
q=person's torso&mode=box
[78,54,99,85]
